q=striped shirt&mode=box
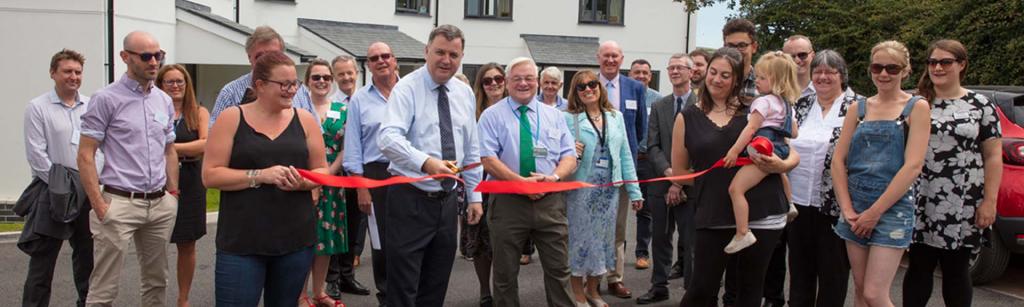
[24,90,89,183]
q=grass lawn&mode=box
[0,189,221,233]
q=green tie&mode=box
[518,105,536,177]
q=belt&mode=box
[103,186,165,200]
[408,186,450,199]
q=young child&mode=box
[723,51,800,254]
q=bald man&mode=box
[78,31,179,307]
[596,40,647,299]
[783,35,816,99]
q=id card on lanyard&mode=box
[588,112,610,169]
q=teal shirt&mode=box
[565,111,642,201]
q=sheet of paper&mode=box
[368,202,381,250]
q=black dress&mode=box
[217,107,315,255]
[170,116,207,243]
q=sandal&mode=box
[314,294,345,307]
[298,295,315,307]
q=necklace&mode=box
[588,112,602,121]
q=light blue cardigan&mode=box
[565,111,643,201]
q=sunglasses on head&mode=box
[481,75,505,86]
[125,50,166,62]
[310,74,333,82]
[575,80,600,92]
[926,58,961,68]
[869,63,903,75]
[368,53,393,62]
[789,52,810,61]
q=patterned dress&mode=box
[316,101,349,255]
[913,91,1001,250]
[566,143,618,277]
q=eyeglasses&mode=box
[368,53,393,62]
[724,42,751,50]
[869,63,903,75]
[667,65,692,72]
[162,79,185,87]
[926,58,961,69]
[481,75,505,86]
[789,52,810,61]
[263,79,301,91]
[812,69,840,76]
[575,80,600,92]
[125,50,166,62]
[310,74,333,82]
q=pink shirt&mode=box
[749,94,789,128]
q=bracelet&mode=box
[552,174,561,182]
[246,169,262,188]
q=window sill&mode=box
[395,10,432,17]
[464,15,513,21]
[579,20,625,27]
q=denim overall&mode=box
[752,97,794,159]
[833,96,920,248]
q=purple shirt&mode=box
[81,74,175,192]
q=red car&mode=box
[966,86,1024,284]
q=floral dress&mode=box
[914,91,1001,250]
[316,101,349,255]
[566,142,618,277]
[793,89,863,218]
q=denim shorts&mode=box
[753,128,790,159]
[833,178,915,249]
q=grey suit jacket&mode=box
[647,92,697,175]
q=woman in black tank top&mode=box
[670,49,796,307]
[202,52,329,306]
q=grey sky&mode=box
[694,2,737,49]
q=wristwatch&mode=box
[552,174,561,182]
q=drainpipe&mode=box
[684,8,692,52]
[235,0,240,23]
[107,0,115,83]
[433,0,439,27]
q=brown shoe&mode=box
[606,282,632,298]
[635,257,650,270]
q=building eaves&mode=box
[297,18,425,62]
[175,0,316,62]
[520,34,600,67]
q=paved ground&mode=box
[1,214,1022,306]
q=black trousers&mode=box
[679,228,783,307]
[327,184,368,284]
[647,181,694,293]
[787,205,849,307]
[22,211,93,307]
[359,162,392,302]
[723,225,788,306]
[635,158,655,258]
[903,243,973,307]
[385,183,458,307]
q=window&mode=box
[396,0,431,15]
[466,0,512,19]
[579,0,624,25]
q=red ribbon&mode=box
[298,137,775,195]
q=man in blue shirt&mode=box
[535,66,568,111]
[338,41,400,304]
[377,25,483,307]
[478,57,577,307]
[209,26,318,127]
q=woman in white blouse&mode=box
[786,50,862,307]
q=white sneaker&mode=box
[724,232,757,254]
[787,203,799,223]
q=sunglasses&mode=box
[368,53,393,62]
[869,63,903,75]
[789,52,810,61]
[481,75,505,86]
[926,58,961,68]
[125,50,166,62]
[575,80,600,92]
[724,42,751,50]
[310,74,333,82]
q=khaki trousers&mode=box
[85,192,177,307]
[488,193,575,307]
[606,187,629,283]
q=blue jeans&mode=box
[215,247,314,307]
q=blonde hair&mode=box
[753,51,801,104]
[870,40,912,79]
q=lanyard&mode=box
[508,99,541,145]
[586,111,607,148]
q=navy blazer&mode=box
[614,74,648,161]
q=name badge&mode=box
[71,127,81,145]
[625,99,638,110]
[595,157,611,169]
[327,110,341,119]
[533,146,548,157]
[953,111,970,120]
[154,112,168,126]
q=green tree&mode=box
[682,0,1024,93]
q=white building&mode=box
[0,0,695,205]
